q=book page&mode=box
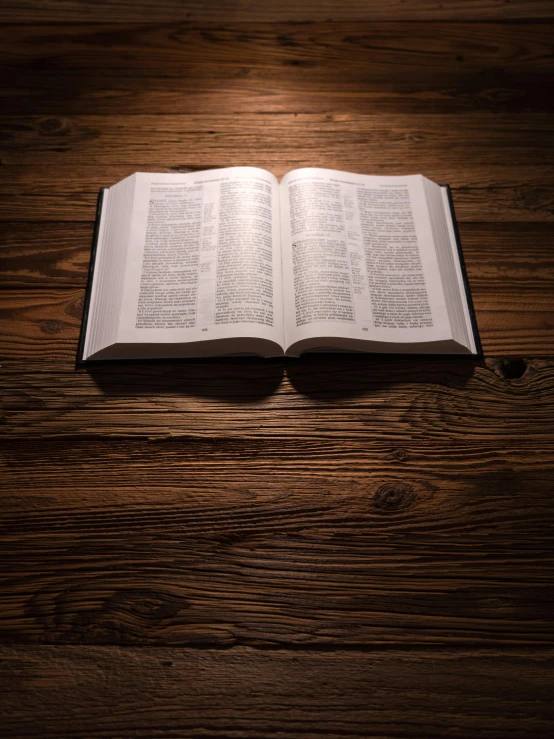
[115,168,283,350]
[280,168,452,351]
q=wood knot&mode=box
[374,483,415,512]
[388,448,407,462]
[284,58,310,67]
[66,295,85,320]
[38,117,70,135]
[276,34,300,48]
[106,589,184,620]
[483,87,523,103]
[40,319,62,334]
[498,358,527,380]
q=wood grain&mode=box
[2,2,554,735]
[2,113,554,228]
[0,222,94,286]
[1,287,553,357]
[2,114,553,174]
[4,164,554,197]
[3,182,554,223]
[3,437,553,500]
[1,356,553,438]
[1,22,553,115]
[2,0,554,23]
[2,646,553,739]
[1,433,553,647]
[2,22,553,80]
[3,222,553,289]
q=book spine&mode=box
[75,188,107,366]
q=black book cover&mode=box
[76,188,107,366]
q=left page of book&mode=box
[97,167,284,358]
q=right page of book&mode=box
[280,168,453,353]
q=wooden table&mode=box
[2,2,554,736]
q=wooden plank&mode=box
[0,289,85,361]
[2,114,553,171]
[3,435,553,648]
[2,528,553,646]
[1,22,552,80]
[2,114,554,222]
[4,77,552,117]
[3,169,554,227]
[1,484,552,645]
[3,437,554,502]
[2,354,554,438]
[3,163,554,196]
[0,222,94,286]
[1,277,553,358]
[3,222,554,289]
[3,185,553,223]
[1,646,553,738]
[3,221,554,314]
[2,1,553,23]
[1,21,552,115]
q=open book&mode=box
[78,167,481,362]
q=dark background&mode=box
[1,1,554,737]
